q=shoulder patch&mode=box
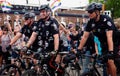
[107,21,112,26]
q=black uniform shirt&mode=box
[34,17,59,52]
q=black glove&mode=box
[92,53,98,58]
[6,45,11,50]
[76,49,82,58]
[106,51,114,59]
[22,46,28,52]
[26,50,33,55]
[51,50,58,55]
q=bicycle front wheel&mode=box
[0,64,21,76]
[22,69,38,76]
[65,64,80,76]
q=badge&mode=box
[92,24,95,28]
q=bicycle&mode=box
[21,51,62,76]
[80,54,108,76]
[0,47,34,76]
[21,51,81,76]
[61,52,81,76]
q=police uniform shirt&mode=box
[34,17,59,52]
[20,21,37,42]
[85,15,117,51]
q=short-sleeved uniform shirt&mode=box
[33,17,59,52]
[85,15,117,53]
[69,31,82,49]
[20,21,39,51]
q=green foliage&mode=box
[89,0,104,3]
[105,0,120,18]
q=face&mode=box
[2,29,8,34]
[15,15,20,19]
[24,18,32,25]
[70,27,76,33]
[39,10,48,19]
[88,11,97,19]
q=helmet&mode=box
[14,12,19,15]
[86,2,102,12]
[24,12,35,20]
[39,4,51,12]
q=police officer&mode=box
[26,4,60,76]
[8,12,38,52]
[77,2,117,76]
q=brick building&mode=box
[0,7,88,29]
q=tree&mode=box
[105,0,120,18]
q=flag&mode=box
[50,0,61,12]
[1,1,12,11]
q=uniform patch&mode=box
[38,36,41,40]
[92,24,95,28]
[104,18,107,22]
[107,21,112,26]
[52,23,58,31]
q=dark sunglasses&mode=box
[24,18,29,20]
[88,11,94,14]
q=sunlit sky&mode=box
[6,0,89,8]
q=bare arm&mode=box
[26,32,37,47]
[106,30,113,51]
[6,21,12,33]
[95,43,99,55]
[78,31,90,50]
[10,32,22,45]
[59,24,68,34]
[53,34,59,51]
[54,18,68,34]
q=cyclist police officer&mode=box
[8,12,39,52]
[26,4,60,76]
[77,2,117,76]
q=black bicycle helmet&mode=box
[24,12,35,20]
[38,4,51,12]
[86,2,102,12]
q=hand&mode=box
[26,50,32,55]
[22,46,28,52]
[51,50,57,55]
[76,49,82,58]
[92,53,98,58]
[6,45,11,50]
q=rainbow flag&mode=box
[50,0,61,12]
[1,1,12,11]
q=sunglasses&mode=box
[88,11,94,14]
[24,18,29,20]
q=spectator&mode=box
[0,25,11,64]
